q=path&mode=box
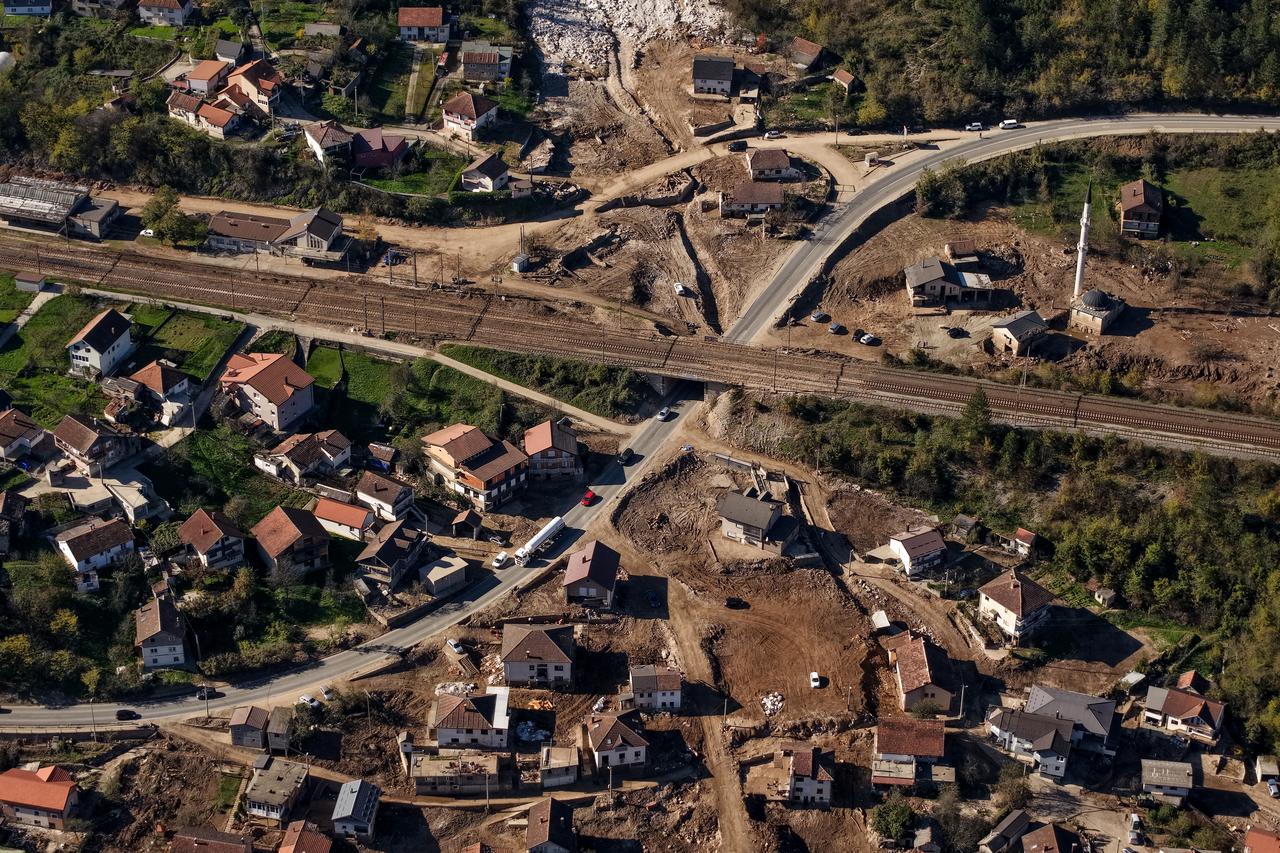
[401,43,428,123]
[0,289,55,350]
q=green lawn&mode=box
[460,14,520,45]
[764,85,836,129]
[407,48,438,119]
[305,346,344,388]
[248,329,297,354]
[306,347,397,443]
[258,0,325,48]
[215,774,241,811]
[128,24,179,40]
[365,41,414,124]
[123,305,245,381]
[364,147,466,196]
[0,295,109,426]
[0,14,41,27]
[493,81,534,119]
[0,273,35,324]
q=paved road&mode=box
[726,112,1280,344]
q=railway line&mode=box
[3,234,1279,460]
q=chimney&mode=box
[1073,182,1092,299]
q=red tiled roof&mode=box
[397,5,443,27]
[129,360,189,396]
[197,102,237,128]
[278,820,332,853]
[312,497,372,529]
[0,767,76,812]
[522,419,577,456]
[1247,828,1280,853]
[251,506,325,558]
[169,827,252,853]
[501,623,574,664]
[0,407,42,449]
[187,59,229,82]
[563,540,619,590]
[442,91,496,121]
[585,714,648,750]
[875,716,945,758]
[179,508,244,555]
[978,570,1054,617]
[791,746,834,781]
[219,352,314,406]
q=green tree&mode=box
[962,387,992,444]
[871,791,915,842]
[141,185,181,229]
[856,92,887,127]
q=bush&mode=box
[871,791,915,842]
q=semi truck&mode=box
[515,516,565,564]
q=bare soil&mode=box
[545,80,673,177]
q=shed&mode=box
[421,555,468,596]
[14,272,44,292]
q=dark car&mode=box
[727,139,748,152]
[115,709,140,721]
[618,448,636,465]
[195,687,220,700]
[725,596,749,609]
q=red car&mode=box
[580,489,597,506]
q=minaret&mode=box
[1073,181,1092,299]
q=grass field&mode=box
[259,0,325,48]
[407,48,437,120]
[0,295,109,426]
[306,347,397,442]
[128,24,179,40]
[764,85,835,129]
[365,42,414,124]
[460,14,520,45]
[0,273,34,324]
[248,330,297,354]
[125,305,245,380]
[364,147,466,196]
[215,774,241,811]
[493,81,534,119]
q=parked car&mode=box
[491,551,510,569]
[810,672,822,689]
[725,596,749,609]
[727,139,748,152]
[1268,778,1279,798]
[810,310,830,323]
[195,686,220,700]
[115,709,140,721]
[655,406,671,421]
[140,228,155,238]
[964,122,984,131]
[859,333,881,346]
[763,130,784,139]
[618,447,636,465]
[999,118,1021,129]
[487,534,506,545]
[297,694,321,709]
[673,282,689,296]
[320,686,335,701]
[446,639,465,655]
[828,322,845,334]
[946,326,968,338]
[680,443,694,453]
[580,489,597,506]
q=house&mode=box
[977,570,1054,643]
[460,41,512,81]
[137,0,193,25]
[229,705,270,749]
[539,746,579,789]
[563,540,618,609]
[625,664,681,711]
[523,419,583,480]
[442,91,498,141]
[991,310,1048,356]
[1118,178,1162,238]
[788,36,824,70]
[0,491,29,562]
[255,430,351,483]
[888,527,947,577]
[408,751,506,795]
[0,766,79,829]
[257,706,290,754]
[366,442,399,473]
[357,519,429,589]
[1246,828,1280,853]
[691,55,734,96]
[13,272,44,292]
[904,257,995,307]
[766,746,835,805]
[422,423,528,510]
[215,40,247,64]
[720,180,785,217]
[278,820,330,853]
[223,59,284,112]
[832,68,855,92]
[2,0,50,14]
[1141,759,1193,805]
[420,554,468,596]
[501,623,575,686]
[219,352,315,431]
[430,686,511,749]
[1070,288,1126,335]
[979,810,1030,853]
[206,211,292,253]
[1020,824,1083,853]
[56,518,134,592]
[891,634,954,713]
[169,827,253,853]
[1094,587,1118,607]
[135,592,187,668]
[252,506,330,579]
[397,6,449,42]
[0,407,45,460]
[129,360,193,425]
[746,149,799,182]
[312,498,374,540]
[584,714,648,771]
[67,308,133,378]
[167,92,243,140]
[332,779,380,840]
[527,797,576,853]
[244,758,309,824]
[351,127,410,170]
[461,152,510,193]
[355,471,414,521]
[182,59,231,94]
[69,0,129,16]
[1026,684,1117,755]
[178,508,245,569]
[716,489,796,553]
[987,707,1074,778]
[275,208,346,259]
[304,120,353,164]
[1143,674,1226,742]
[872,716,947,787]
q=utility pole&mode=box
[89,697,97,742]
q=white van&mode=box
[999,118,1021,129]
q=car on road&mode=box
[115,709,140,720]
[618,447,636,465]
[655,406,671,421]
[763,130,784,139]
[195,686,220,700]
[810,310,830,323]
[999,118,1021,129]
[320,686,335,701]
[488,534,506,545]
[945,326,968,338]
[680,443,694,453]
[964,122,984,131]
[725,596,749,609]
[727,139,748,152]
[492,551,510,569]
[0,707,9,714]
[810,672,822,689]
[580,489,597,506]
[297,694,321,709]
[446,639,465,655]
[859,333,881,346]
[673,282,689,296]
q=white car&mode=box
[810,672,821,688]
[763,130,784,140]
[320,686,335,700]
[140,228,155,237]
[492,551,510,569]
[446,638,465,655]
[999,118,1020,129]
[964,122,983,132]
[673,282,688,296]
[297,694,320,709]
[655,407,671,421]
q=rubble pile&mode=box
[761,692,785,716]
[517,721,552,741]
[527,0,727,68]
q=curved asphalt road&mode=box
[8,112,1280,728]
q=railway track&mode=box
[3,234,1279,460]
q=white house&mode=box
[781,747,834,805]
[178,508,245,569]
[311,497,374,541]
[304,120,353,164]
[331,779,380,840]
[1141,759,1193,805]
[355,470,414,521]
[66,308,133,378]
[218,352,315,431]
[397,6,449,41]
[501,624,574,686]
[987,708,1073,779]
[137,0,193,25]
[430,686,510,749]
[691,55,733,96]
[584,714,647,771]
[254,430,351,484]
[243,759,308,824]
[55,518,135,592]
[134,592,187,669]
[888,527,947,577]
[746,149,800,181]
[1143,673,1227,742]
[0,408,45,461]
[628,665,681,711]
[460,152,509,192]
[977,570,1054,643]
[129,360,193,426]
[1,0,51,14]
[441,91,498,141]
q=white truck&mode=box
[515,516,565,564]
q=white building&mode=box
[460,152,509,193]
[888,527,947,576]
[987,708,1073,779]
[331,779,380,840]
[430,686,510,749]
[397,5,449,41]
[178,508,245,569]
[501,624,574,686]
[441,91,498,141]
[584,714,648,771]
[137,0,193,25]
[0,408,45,460]
[355,470,414,521]
[628,665,681,711]
[691,55,733,96]
[134,592,187,669]
[311,497,374,541]
[218,352,315,432]
[977,570,1054,643]
[66,308,133,378]
[1141,759,1193,805]
[1,0,51,14]
[243,759,308,824]
[55,518,135,592]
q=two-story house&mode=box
[166,91,243,140]
[1143,671,1227,742]
[304,120,354,164]
[397,6,449,41]
[0,766,79,829]
[872,716,947,788]
[501,623,575,686]
[627,665,681,712]
[408,751,506,796]
[355,471,414,521]
[129,360,193,426]
[764,745,835,805]
[252,506,330,580]
[67,308,133,378]
[563,540,618,610]
[219,352,315,431]
[716,489,795,553]
[278,820,331,853]
[527,797,576,853]
[719,181,785,217]
[137,0,193,25]
[179,59,230,94]
[243,757,308,824]
[888,528,947,577]
[460,152,509,193]
[978,570,1054,644]
[430,686,511,749]
[178,508,246,569]
[134,591,188,668]
[1117,178,1163,238]
[1025,684,1117,755]
[422,423,528,510]
[889,633,955,713]
[168,828,252,852]
[267,706,292,754]
[357,519,429,589]
[583,714,647,772]
[55,517,135,592]
[460,41,511,81]
[312,498,373,541]
[0,407,45,460]
[523,419,583,480]
[255,431,351,484]
[987,707,1074,779]
[230,705,270,749]
[331,779,380,840]
[691,55,733,96]
[222,59,284,113]
[746,149,800,182]
[2,0,51,15]
[52,414,137,476]
[273,208,345,260]
[442,91,498,141]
